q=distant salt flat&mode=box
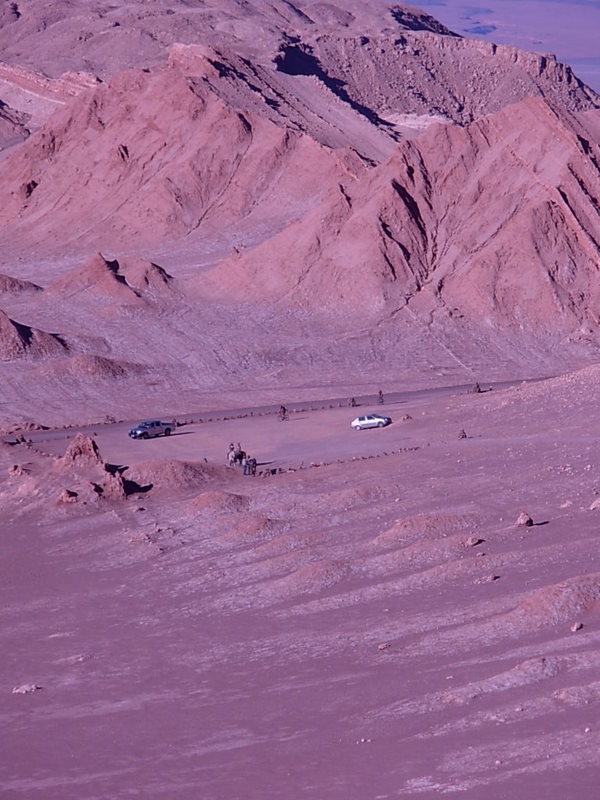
[417,0,600,91]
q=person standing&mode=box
[242,454,248,475]
[227,443,236,467]
[234,442,242,465]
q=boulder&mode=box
[515,512,534,527]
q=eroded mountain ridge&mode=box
[0,0,599,426]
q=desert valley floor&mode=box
[3,371,600,799]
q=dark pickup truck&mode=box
[128,420,173,439]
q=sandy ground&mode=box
[2,371,600,799]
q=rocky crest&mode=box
[0,308,67,361]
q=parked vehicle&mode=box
[351,414,392,431]
[128,420,173,439]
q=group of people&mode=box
[227,442,257,476]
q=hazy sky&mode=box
[417,0,600,91]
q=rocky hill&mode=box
[0,0,599,425]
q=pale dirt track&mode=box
[21,382,511,473]
[26,398,441,472]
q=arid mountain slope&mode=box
[0,62,357,252]
[0,1,598,426]
[0,1,598,155]
[200,95,600,333]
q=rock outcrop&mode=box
[55,433,127,501]
[0,308,67,360]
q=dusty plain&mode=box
[1,1,600,798]
[4,374,600,799]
